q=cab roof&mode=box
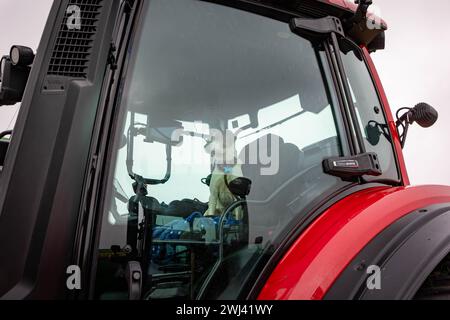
[321,0,387,29]
[256,0,387,50]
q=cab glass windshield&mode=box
[95,0,351,300]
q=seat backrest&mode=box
[239,134,303,202]
[238,134,304,243]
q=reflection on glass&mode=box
[95,0,349,300]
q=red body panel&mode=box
[258,185,450,300]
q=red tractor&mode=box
[0,0,448,300]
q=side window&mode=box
[340,41,399,181]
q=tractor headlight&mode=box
[10,46,35,67]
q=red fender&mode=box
[258,185,450,300]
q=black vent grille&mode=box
[297,0,329,18]
[296,0,351,18]
[47,0,103,78]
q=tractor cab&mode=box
[0,0,441,301]
[91,0,395,300]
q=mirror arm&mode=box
[399,121,410,149]
[396,109,412,149]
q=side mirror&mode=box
[144,127,184,147]
[0,46,35,106]
[0,130,12,168]
[396,103,438,148]
[144,118,184,147]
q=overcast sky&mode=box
[371,0,450,185]
[0,0,449,186]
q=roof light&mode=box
[10,46,35,67]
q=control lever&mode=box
[125,261,143,300]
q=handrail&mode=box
[0,130,12,140]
